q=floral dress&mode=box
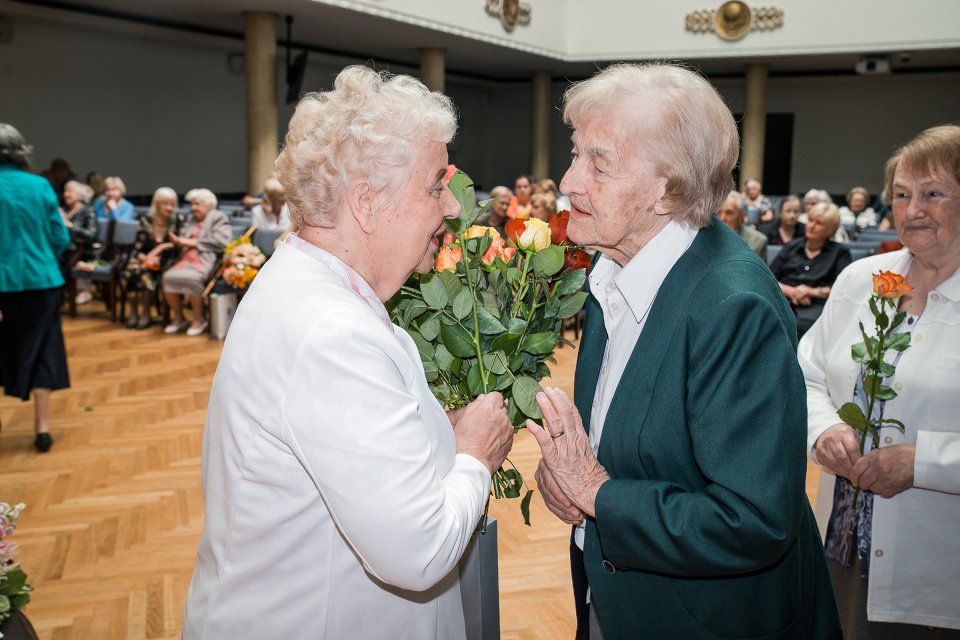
[121,213,184,293]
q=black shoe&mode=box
[135,317,152,330]
[34,432,53,452]
[126,314,139,329]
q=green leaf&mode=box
[0,569,27,596]
[876,312,889,331]
[419,314,441,341]
[878,418,906,433]
[838,402,868,431]
[10,593,30,611]
[512,376,543,419]
[554,268,587,296]
[858,321,873,359]
[446,169,480,229]
[494,372,513,391]
[486,350,508,375]
[403,300,428,325]
[886,331,911,352]
[520,489,533,526]
[890,311,906,331]
[506,318,527,334]
[420,274,449,310]
[532,245,565,277]
[434,344,454,371]
[507,395,525,426]
[558,291,589,319]
[868,295,881,319]
[437,269,463,301]
[422,360,439,382]
[875,385,897,401]
[452,288,474,319]
[467,361,486,396]
[476,307,508,335]
[544,294,561,318]
[863,374,881,396]
[0,594,10,614]
[406,329,435,361]
[851,342,868,363]
[439,322,476,358]
[491,332,521,354]
[505,267,522,285]
[521,332,558,355]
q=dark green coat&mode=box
[575,220,841,639]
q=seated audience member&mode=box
[800,188,830,223]
[250,178,290,230]
[529,191,556,222]
[484,185,511,235]
[839,186,880,231]
[162,188,231,336]
[758,195,805,246]
[741,177,773,226]
[122,187,184,330]
[41,158,76,206]
[718,190,768,258]
[86,171,105,202]
[94,176,135,221]
[770,202,851,337]
[539,176,571,212]
[60,180,98,263]
[506,174,533,219]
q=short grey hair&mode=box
[276,65,458,230]
[725,189,743,211]
[563,63,739,228]
[185,188,218,210]
[0,123,32,170]
[809,202,841,236]
[64,179,94,204]
[804,188,831,205]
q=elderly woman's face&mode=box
[849,192,867,213]
[745,182,760,199]
[157,198,176,219]
[805,213,832,244]
[385,141,460,278]
[717,197,743,230]
[892,163,960,260]
[105,183,122,201]
[63,185,80,208]
[191,198,213,220]
[531,199,550,222]
[804,196,819,213]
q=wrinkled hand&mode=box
[453,392,513,475]
[446,406,466,428]
[814,423,862,479]
[526,387,609,518]
[535,460,583,525]
[789,285,813,306]
[850,444,915,498]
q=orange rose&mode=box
[564,248,591,272]
[549,210,570,245]
[504,218,526,244]
[444,164,458,184]
[480,235,516,266]
[872,271,912,299]
[466,225,498,240]
[434,244,462,272]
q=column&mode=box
[530,70,551,180]
[740,63,768,189]
[420,48,446,93]
[244,12,279,196]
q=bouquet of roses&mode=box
[0,502,32,630]
[389,167,589,524]
[222,236,266,290]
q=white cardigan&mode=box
[798,249,960,630]
[182,240,491,639]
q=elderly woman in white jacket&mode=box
[799,125,960,638]
[182,66,513,639]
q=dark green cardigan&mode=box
[575,219,841,639]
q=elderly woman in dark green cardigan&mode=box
[0,123,71,452]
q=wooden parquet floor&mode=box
[0,310,819,640]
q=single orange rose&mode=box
[564,248,591,272]
[444,164,458,185]
[499,246,517,263]
[466,225,498,240]
[504,218,526,244]
[434,244,462,272]
[872,271,912,299]
[549,210,570,245]
[481,235,511,266]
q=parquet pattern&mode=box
[0,310,819,639]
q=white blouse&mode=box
[798,249,960,630]
[182,236,491,639]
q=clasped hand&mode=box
[526,387,610,523]
[814,423,915,498]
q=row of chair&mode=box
[764,230,902,266]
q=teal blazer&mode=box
[575,220,841,639]
[0,163,70,292]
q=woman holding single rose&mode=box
[798,125,960,637]
[182,66,513,639]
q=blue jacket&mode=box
[95,198,135,221]
[0,163,71,292]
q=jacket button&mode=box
[884,436,893,445]
[875,549,884,558]
[601,559,616,574]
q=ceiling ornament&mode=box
[685,2,784,41]
[485,0,531,32]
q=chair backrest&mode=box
[766,244,783,266]
[95,218,112,243]
[252,228,284,258]
[230,222,251,238]
[112,219,140,245]
[857,229,899,244]
[843,242,877,262]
